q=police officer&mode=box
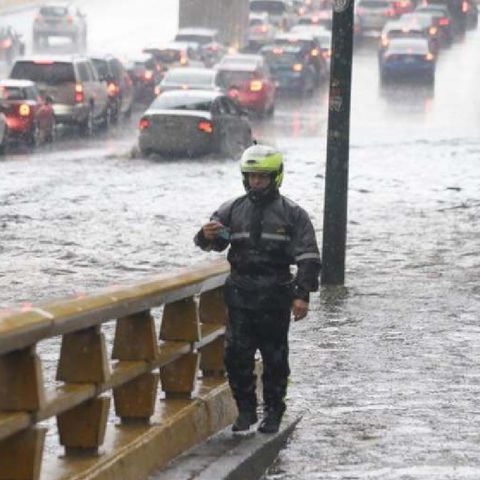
[194,145,321,434]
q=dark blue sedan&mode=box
[379,37,436,84]
[260,44,317,94]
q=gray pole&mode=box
[321,0,354,285]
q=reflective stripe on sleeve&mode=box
[295,252,321,262]
[230,232,291,241]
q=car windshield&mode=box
[250,1,286,15]
[151,95,213,111]
[164,69,215,85]
[10,61,75,84]
[39,6,68,17]
[175,34,212,45]
[0,86,25,100]
[216,71,256,88]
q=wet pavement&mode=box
[1,1,480,478]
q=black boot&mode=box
[232,410,258,432]
[258,406,285,434]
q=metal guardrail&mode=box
[0,259,231,480]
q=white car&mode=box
[0,113,7,155]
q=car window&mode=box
[26,87,38,100]
[87,61,99,81]
[151,95,213,111]
[0,86,25,100]
[91,59,109,79]
[77,62,90,82]
[39,6,68,17]
[112,60,124,78]
[217,71,255,88]
[10,62,75,84]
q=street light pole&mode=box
[321,0,355,285]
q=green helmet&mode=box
[240,144,284,190]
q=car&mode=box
[415,4,454,44]
[215,54,276,115]
[273,31,329,83]
[143,42,204,72]
[174,28,227,67]
[248,12,277,48]
[290,25,332,66]
[379,36,436,83]
[297,10,333,29]
[0,112,7,154]
[379,20,431,56]
[396,12,443,53]
[125,53,165,104]
[463,0,478,29]
[10,55,110,135]
[33,2,87,50]
[90,53,134,122]
[261,44,317,93]
[0,26,25,65]
[0,79,55,146]
[355,0,414,32]
[155,67,221,96]
[249,0,296,30]
[138,90,252,157]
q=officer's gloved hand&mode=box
[292,299,309,321]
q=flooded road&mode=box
[1,1,480,478]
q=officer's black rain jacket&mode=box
[195,193,321,310]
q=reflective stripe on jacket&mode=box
[194,193,321,305]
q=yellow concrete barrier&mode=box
[0,259,236,480]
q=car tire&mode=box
[79,107,94,136]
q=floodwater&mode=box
[1,1,480,478]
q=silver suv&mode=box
[33,2,87,49]
[10,55,109,134]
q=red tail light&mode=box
[197,120,213,134]
[139,117,150,130]
[462,1,469,12]
[66,15,73,24]
[250,80,263,92]
[0,39,12,48]
[425,52,434,61]
[18,104,31,117]
[384,8,396,16]
[74,83,84,103]
[144,70,153,81]
[311,48,320,57]
[438,17,450,25]
[292,63,303,72]
[107,82,119,97]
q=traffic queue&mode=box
[0,0,478,156]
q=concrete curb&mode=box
[151,413,302,480]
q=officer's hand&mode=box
[292,299,309,321]
[202,221,224,241]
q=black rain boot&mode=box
[258,405,285,434]
[232,409,258,432]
